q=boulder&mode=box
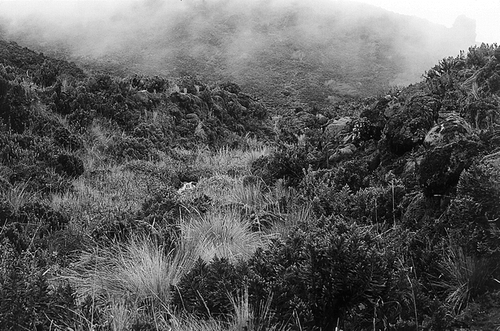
[384,95,439,155]
[316,113,328,125]
[419,139,483,197]
[329,143,357,162]
[324,117,352,140]
[424,114,473,148]
[482,150,500,170]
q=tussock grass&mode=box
[230,286,252,331]
[192,139,272,177]
[271,203,313,237]
[436,243,496,315]
[51,164,164,234]
[65,235,202,309]
[193,174,240,203]
[181,208,267,262]
[1,180,38,213]
[229,286,284,331]
[167,314,227,331]
[82,120,118,170]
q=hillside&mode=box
[1,22,500,331]
[0,0,476,111]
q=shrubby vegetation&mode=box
[1,38,500,330]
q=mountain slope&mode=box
[0,0,477,110]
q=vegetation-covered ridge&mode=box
[2,37,500,331]
[0,0,476,110]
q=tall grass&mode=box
[435,243,496,315]
[229,286,285,331]
[181,208,267,262]
[65,235,202,310]
[50,164,164,235]
[192,139,272,177]
[1,180,37,213]
[271,203,313,237]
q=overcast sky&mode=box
[355,0,500,44]
[0,0,498,44]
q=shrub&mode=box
[251,144,315,187]
[33,60,59,87]
[419,140,482,197]
[246,216,398,330]
[53,127,84,151]
[55,153,85,178]
[172,257,249,320]
[0,242,76,331]
[18,201,70,235]
[0,200,71,253]
[0,83,30,133]
[106,135,158,162]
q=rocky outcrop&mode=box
[424,114,474,148]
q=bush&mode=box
[251,144,318,187]
[135,188,184,248]
[0,242,76,331]
[0,83,30,133]
[53,127,84,151]
[172,257,249,320]
[419,140,482,197]
[246,216,398,330]
[106,135,158,162]
[0,201,71,253]
[54,153,85,178]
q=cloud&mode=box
[0,0,478,101]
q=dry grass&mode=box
[168,314,228,331]
[181,208,268,262]
[65,235,203,311]
[436,243,496,315]
[271,203,313,237]
[192,138,272,177]
[50,164,164,235]
[1,180,38,213]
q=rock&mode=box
[351,117,382,143]
[482,150,500,169]
[384,95,439,155]
[194,122,207,141]
[367,152,381,171]
[424,114,473,148]
[296,111,317,128]
[186,113,200,125]
[361,96,390,124]
[324,117,352,140]
[178,181,196,194]
[329,143,357,162]
[316,114,328,125]
[419,139,483,197]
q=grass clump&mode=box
[181,208,267,263]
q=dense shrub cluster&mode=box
[2,34,500,331]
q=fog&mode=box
[0,0,478,105]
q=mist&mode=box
[0,0,477,106]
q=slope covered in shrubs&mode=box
[0,0,476,111]
[2,36,500,330]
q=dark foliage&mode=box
[172,257,249,320]
[419,140,483,197]
[246,217,399,330]
[251,144,322,187]
[0,201,71,253]
[54,153,85,178]
[0,243,77,331]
